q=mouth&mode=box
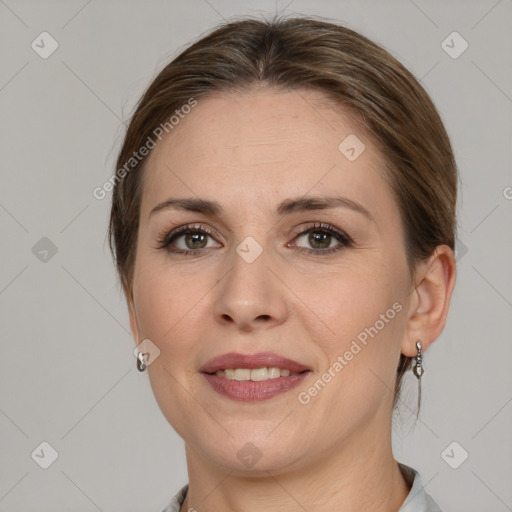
[205,367,309,380]
[199,352,312,402]
[199,351,312,375]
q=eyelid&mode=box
[290,221,352,242]
[288,221,353,254]
[155,223,220,250]
[156,221,354,254]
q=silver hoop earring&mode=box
[136,351,148,372]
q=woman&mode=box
[108,15,457,512]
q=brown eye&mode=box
[157,224,220,254]
[177,231,209,250]
[292,222,352,255]
[306,230,332,249]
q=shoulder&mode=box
[161,483,188,512]
[398,463,443,512]
[162,467,442,512]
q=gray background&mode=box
[1,0,511,511]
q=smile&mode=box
[212,367,304,380]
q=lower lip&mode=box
[202,372,311,402]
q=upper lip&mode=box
[200,352,312,374]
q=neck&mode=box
[179,418,410,512]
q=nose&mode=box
[213,240,288,332]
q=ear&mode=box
[401,245,457,357]
[126,288,141,347]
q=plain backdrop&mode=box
[1,1,511,511]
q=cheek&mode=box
[132,255,219,382]
[304,285,405,438]
[312,263,401,341]
[133,254,198,339]
[132,260,209,436]
[308,262,407,395]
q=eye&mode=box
[156,223,220,255]
[291,222,353,255]
[156,221,353,256]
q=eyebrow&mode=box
[149,195,373,221]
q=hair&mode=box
[108,14,457,411]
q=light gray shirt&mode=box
[161,463,442,512]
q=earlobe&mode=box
[401,245,457,357]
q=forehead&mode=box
[140,87,392,219]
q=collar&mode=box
[162,463,442,512]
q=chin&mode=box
[195,431,309,475]
[213,447,303,475]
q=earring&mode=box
[136,351,148,372]
[412,340,424,379]
[412,340,423,412]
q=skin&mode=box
[127,87,456,512]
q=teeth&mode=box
[214,367,301,380]
[234,368,251,380]
[267,367,281,379]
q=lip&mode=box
[199,351,312,374]
[202,372,310,402]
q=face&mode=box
[128,87,414,474]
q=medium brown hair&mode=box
[108,15,457,409]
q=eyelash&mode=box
[155,222,354,256]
